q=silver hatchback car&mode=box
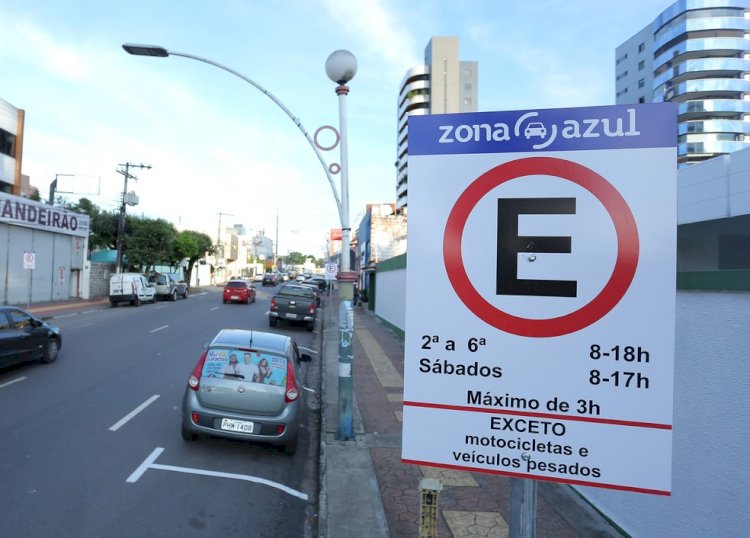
[181,329,312,454]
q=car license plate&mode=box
[230,295,239,300]
[285,313,297,319]
[220,418,254,433]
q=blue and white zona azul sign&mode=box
[402,103,677,495]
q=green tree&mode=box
[124,217,176,272]
[174,230,214,285]
[65,198,118,251]
[285,251,308,265]
[26,187,41,201]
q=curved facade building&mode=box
[616,0,750,165]
[396,37,477,209]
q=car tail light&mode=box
[270,297,277,311]
[188,351,208,391]
[285,360,299,402]
[308,303,315,315]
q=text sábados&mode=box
[419,358,502,378]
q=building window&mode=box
[638,97,645,103]
[638,78,645,88]
[638,42,645,53]
[0,128,16,158]
[638,60,645,70]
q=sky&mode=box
[0,0,671,257]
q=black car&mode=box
[0,307,62,367]
[303,276,328,291]
[262,273,278,286]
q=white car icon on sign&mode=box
[524,122,547,139]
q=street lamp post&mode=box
[123,43,358,439]
[325,50,357,440]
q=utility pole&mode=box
[274,208,279,271]
[115,163,151,273]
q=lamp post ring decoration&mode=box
[314,124,342,175]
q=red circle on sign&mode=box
[443,157,639,338]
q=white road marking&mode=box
[155,305,168,310]
[69,322,95,330]
[109,394,161,432]
[127,447,309,500]
[150,325,169,333]
[299,346,318,355]
[126,447,164,483]
[210,306,219,311]
[303,386,316,393]
[0,377,26,389]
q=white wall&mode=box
[578,291,750,537]
[678,146,750,224]
[374,267,406,330]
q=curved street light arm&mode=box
[167,50,344,226]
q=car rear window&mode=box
[279,285,314,298]
[149,275,167,285]
[226,281,247,288]
[202,348,288,385]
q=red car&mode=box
[223,280,256,304]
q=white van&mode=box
[109,273,157,307]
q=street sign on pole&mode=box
[325,262,338,281]
[402,103,677,496]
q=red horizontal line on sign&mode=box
[401,458,671,496]
[403,400,672,430]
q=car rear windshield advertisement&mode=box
[202,348,287,386]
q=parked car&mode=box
[181,329,312,454]
[269,284,317,331]
[223,280,256,304]
[109,273,157,307]
[297,281,321,306]
[0,306,62,366]
[148,272,189,301]
[262,273,278,286]
[252,273,264,283]
[304,276,328,291]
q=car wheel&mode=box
[41,339,60,364]
[133,297,141,307]
[170,290,177,301]
[181,424,197,442]
[183,288,189,299]
[252,295,256,303]
[245,297,250,304]
[110,301,118,308]
[269,318,278,327]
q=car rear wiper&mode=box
[223,373,246,379]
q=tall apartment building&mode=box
[396,37,477,209]
[0,98,25,195]
[616,0,750,166]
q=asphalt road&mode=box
[0,285,321,538]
